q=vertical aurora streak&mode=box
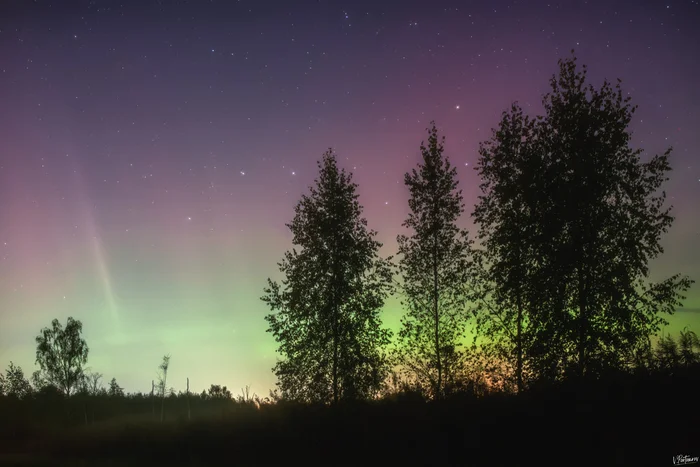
[82,184,122,335]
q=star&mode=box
[455,105,460,110]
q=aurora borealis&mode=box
[0,0,698,396]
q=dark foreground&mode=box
[1,373,698,467]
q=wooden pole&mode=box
[151,380,155,418]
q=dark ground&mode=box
[1,373,698,467]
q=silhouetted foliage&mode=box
[530,53,694,378]
[473,103,544,391]
[474,54,694,384]
[0,362,33,399]
[207,384,232,399]
[678,327,700,366]
[30,370,50,392]
[657,333,681,369]
[394,122,476,400]
[650,328,700,374]
[34,317,89,396]
[108,377,124,397]
[262,150,394,403]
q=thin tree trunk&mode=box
[328,192,340,405]
[433,232,441,401]
[160,377,167,423]
[577,193,594,379]
[516,291,523,393]
[331,253,340,404]
[151,380,155,418]
[332,306,339,404]
[578,267,587,379]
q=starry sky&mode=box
[0,0,698,396]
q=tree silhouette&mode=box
[108,377,124,397]
[157,355,170,422]
[678,328,700,367]
[237,385,255,403]
[394,123,475,399]
[655,333,680,371]
[262,150,393,403]
[80,371,104,395]
[208,384,232,399]
[1,368,7,396]
[653,329,700,372]
[30,370,49,392]
[0,362,33,398]
[35,317,89,396]
[473,104,544,391]
[533,53,693,377]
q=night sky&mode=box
[1,0,698,396]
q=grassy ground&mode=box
[1,374,698,466]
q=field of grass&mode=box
[1,372,698,466]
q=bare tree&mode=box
[80,371,103,395]
[237,385,256,404]
[157,355,170,422]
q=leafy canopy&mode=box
[262,150,393,403]
[35,317,89,396]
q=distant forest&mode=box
[1,53,698,465]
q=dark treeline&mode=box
[0,377,263,429]
[1,53,698,466]
[261,53,694,401]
